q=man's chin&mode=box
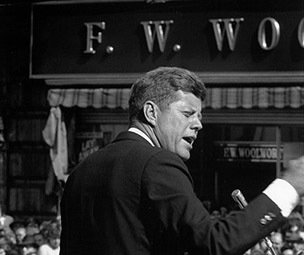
[177,151,191,161]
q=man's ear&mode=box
[143,101,158,126]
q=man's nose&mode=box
[191,116,203,131]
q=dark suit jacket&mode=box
[60,131,286,255]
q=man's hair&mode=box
[128,66,206,121]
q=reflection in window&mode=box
[206,125,276,142]
[282,126,304,142]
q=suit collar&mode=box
[113,131,194,185]
[113,131,152,146]
[128,127,154,146]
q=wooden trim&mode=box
[29,4,34,80]
[30,71,304,85]
[203,109,304,125]
[33,0,145,5]
[77,109,304,125]
[78,111,129,123]
[32,0,183,5]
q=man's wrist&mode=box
[263,178,299,217]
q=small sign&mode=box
[75,128,112,163]
[76,132,103,162]
[215,143,283,162]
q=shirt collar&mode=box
[128,127,154,147]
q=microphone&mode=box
[231,189,247,209]
[231,189,277,255]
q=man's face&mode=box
[271,232,283,251]
[49,237,60,250]
[34,234,44,246]
[154,90,202,161]
[15,227,26,243]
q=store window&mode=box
[74,109,128,165]
[75,123,112,164]
[190,124,304,211]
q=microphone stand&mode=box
[231,189,277,255]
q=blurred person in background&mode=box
[285,212,304,243]
[33,233,45,249]
[38,227,60,255]
[270,231,285,254]
[18,235,38,255]
[25,219,40,237]
[281,244,295,255]
[0,235,18,255]
[14,226,26,245]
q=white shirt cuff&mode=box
[263,178,299,217]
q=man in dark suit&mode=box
[60,67,304,255]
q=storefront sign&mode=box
[30,1,304,83]
[215,143,283,162]
[84,17,303,55]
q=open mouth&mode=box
[183,137,195,145]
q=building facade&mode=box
[0,0,303,217]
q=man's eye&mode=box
[183,112,192,117]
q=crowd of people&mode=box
[0,215,61,255]
[1,208,303,255]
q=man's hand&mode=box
[282,156,304,196]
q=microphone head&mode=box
[231,189,242,204]
[231,189,241,198]
[231,189,248,208]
